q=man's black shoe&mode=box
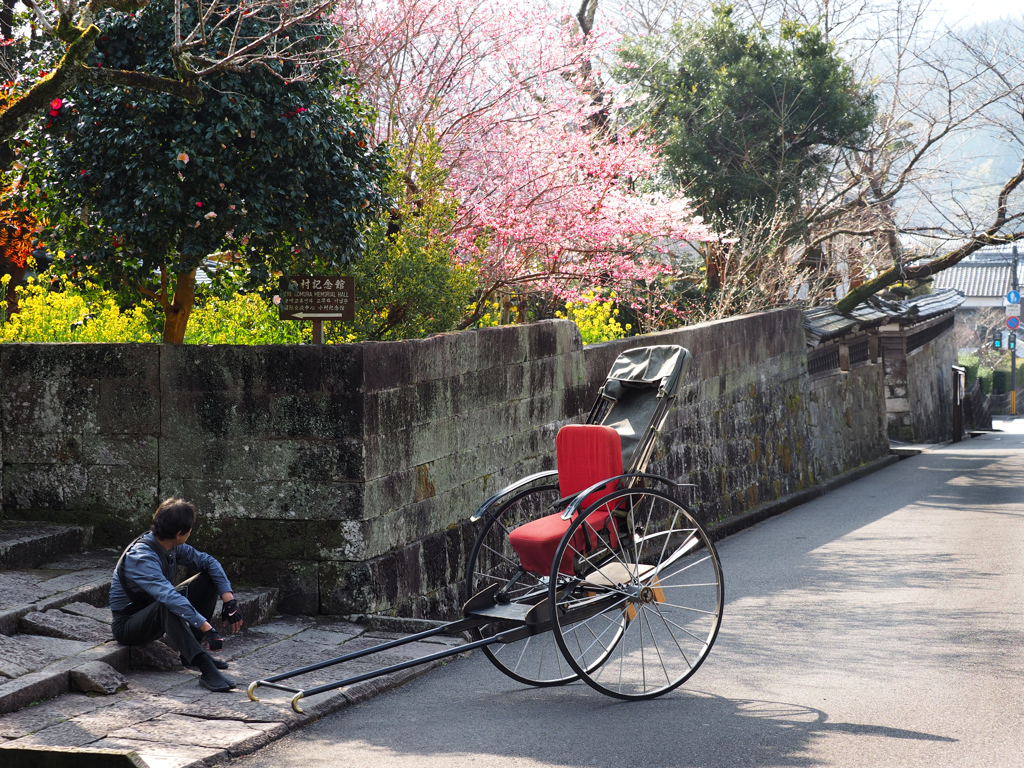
[194,652,236,692]
[181,653,228,670]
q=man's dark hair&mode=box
[151,498,197,540]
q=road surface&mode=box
[240,423,1024,768]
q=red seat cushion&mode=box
[509,425,623,575]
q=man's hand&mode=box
[221,598,243,634]
[204,627,224,651]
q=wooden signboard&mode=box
[276,276,354,322]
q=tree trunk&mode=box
[161,268,197,344]
[2,263,24,317]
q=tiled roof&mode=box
[804,288,965,346]
[932,264,1020,297]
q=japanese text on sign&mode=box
[277,276,355,321]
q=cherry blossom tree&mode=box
[334,0,714,331]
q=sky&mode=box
[933,0,1024,26]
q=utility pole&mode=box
[1013,244,1019,416]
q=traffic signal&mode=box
[1010,333,1017,351]
[994,331,1003,349]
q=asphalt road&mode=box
[239,423,1024,768]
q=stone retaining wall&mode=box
[1,310,897,618]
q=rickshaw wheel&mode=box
[465,482,585,687]
[548,488,724,700]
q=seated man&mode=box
[110,498,243,692]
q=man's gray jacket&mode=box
[109,532,232,628]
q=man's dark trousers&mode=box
[111,571,218,663]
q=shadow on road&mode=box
[259,683,955,768]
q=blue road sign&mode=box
[1008,290,1021,304]
[1008,316,1020,330]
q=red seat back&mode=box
[557,424,623,509]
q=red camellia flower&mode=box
[196,202,203,208]
[79,170,86,175]
[50,98,62,110]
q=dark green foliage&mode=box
[20,0,387,312]
[616,5,874,226]
[992,366,1011,394]
[959,354,980,387]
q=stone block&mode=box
[60,602,113,625]
[1,464,88,511]
[0,692,124,740]
[128,640,181,671]
[107,712,287,755]
[161,389,275,439]
[97,378,160,435]
[218,558,319,615]
[0,522,92,571]
[85,465,159,518]
[0,379,101,435]
[209,587,279,634]
[269,392,362,439]
[175,478,362,523]
[362,339,413,392]
[69,661,126,694]
[0,343,158,382]
[190,517,356,562]
[80,435,158,467]
[19,610,112,644]
[159,436,363,484]
[0,633,65,679]
[0,666,70,716]
[88,738,223,767]
[1,433,85,465]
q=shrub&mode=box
[184,293,307,345]
[958,354,979,387]
[978,367,993,396]
[324,140,477,342]
[557,292,632,345]
[0,275,155,342]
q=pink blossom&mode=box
[332,0,714,324]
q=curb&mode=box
[708,453,903,541]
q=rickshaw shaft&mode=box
[257,617,484,685]
[289,627,524,699]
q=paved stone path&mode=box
[0,528,466,767]
[0,615,465,767]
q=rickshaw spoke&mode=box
[656,601,719,615]
[640,606,673,686]
[651,602,693,668]
[654,608,710,646]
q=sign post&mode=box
[276,276,355,344]
[1009,247,1021,415]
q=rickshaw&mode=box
[248,345,724,711]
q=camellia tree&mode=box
[0,0,338,143]
[21,0,387,343]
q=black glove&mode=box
[204,628,224,652]
[221,599,242,626]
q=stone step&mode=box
[0,593,279,716]
[0,523,93,572]
[211,587,280,636]
[0,640,129,716]
[0,550,119,636]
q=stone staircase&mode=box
[0,522,278,716]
